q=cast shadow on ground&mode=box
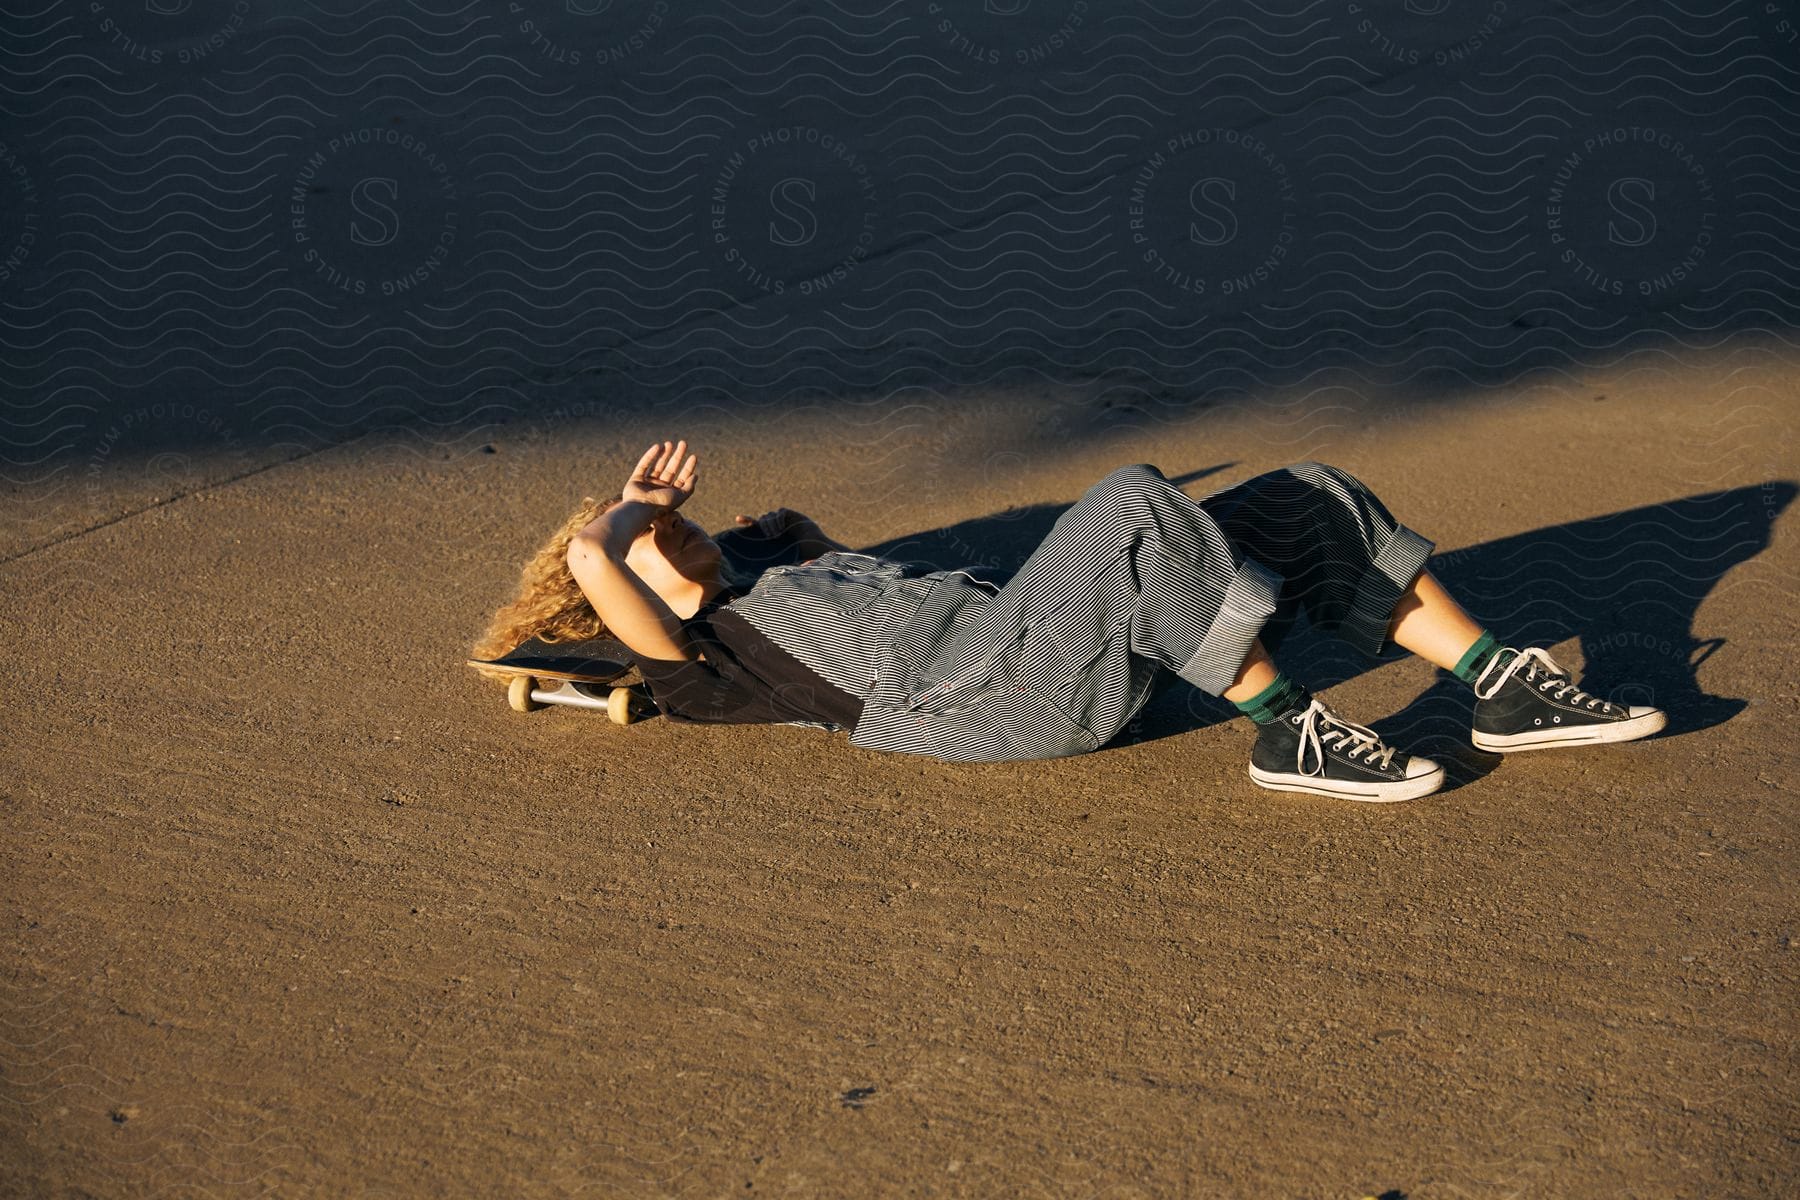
[716,470,1794,789]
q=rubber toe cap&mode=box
[1404,756,1444,779]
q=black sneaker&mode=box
[1248,696,1445,802]
[1471,645,1667,752]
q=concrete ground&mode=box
[2,0,1796,1196]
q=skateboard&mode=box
[467,637,654,724]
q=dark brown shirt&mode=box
[631,582,865,730]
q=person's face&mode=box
[622,509,723,613]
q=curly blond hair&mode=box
[468,492,625,683]
[470,494,757,686]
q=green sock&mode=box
[1451,630,1504,684]
[1232,671,1310,725]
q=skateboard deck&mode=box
[467,636,653,723]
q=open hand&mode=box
[622,439,697,511]
[733,507,802,536]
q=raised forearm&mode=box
[564,527,692,662]
[575,498,662,557]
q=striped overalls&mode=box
[725,462,1437,763]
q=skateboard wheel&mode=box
[608,685,637,725]
[508,674,543,713]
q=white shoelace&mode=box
[1472,645,1614,712]
[1291,696,1398,776]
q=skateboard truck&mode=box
[467,637,652,725]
